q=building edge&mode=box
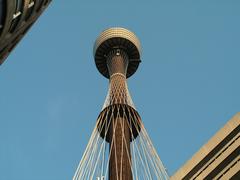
[171,112,240,180]
[0,0,52,65]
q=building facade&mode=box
[0,0,51,64]
[171,113,240,180]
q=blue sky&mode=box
[1,1,240,180]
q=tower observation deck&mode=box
[73,27,169,180]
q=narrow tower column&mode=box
[93,27,142,180]
[107,50,133,180]
[107,50,129,105]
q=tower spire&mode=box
[73,27,169,180]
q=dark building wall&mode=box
[0,0,51,64]
[0,0,4,27]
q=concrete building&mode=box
[171,112,240,180]
[0,0,51,64]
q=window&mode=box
[36,0,45,12]
[25,0,35,21]
[0,0,6,34]
[9,0,24,33]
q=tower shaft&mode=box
[107,50,133,180]
[107,50,130,105]
[73,27,170,180]
[109,117,132,180]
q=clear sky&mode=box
[1,1,240,180]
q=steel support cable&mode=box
[121,107,134,180]
[120,111,125,180]
[129,110,154,179]
[127,113,152,179]
[130,117,139,180]
[132,109,168,177]
[83,112,107,178]
[121,111,150,179]
[73,107,169,179]
[74,107,109,179]
[127,108,167,179]
[73,126,98,179]
[122,106,147,179]
[123,109,143,179]
[129,111,159,179]
[119,113,136,179]
[104,107,120,179]
[86,118,107,178]
[113,115,119,180]
[84,129,100,178]
[125,111,153,180]
[91,107,113,178]
[140,124,169,179]
[74,77,169,179]
[90,125,109,179]
[100,112,109,177]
